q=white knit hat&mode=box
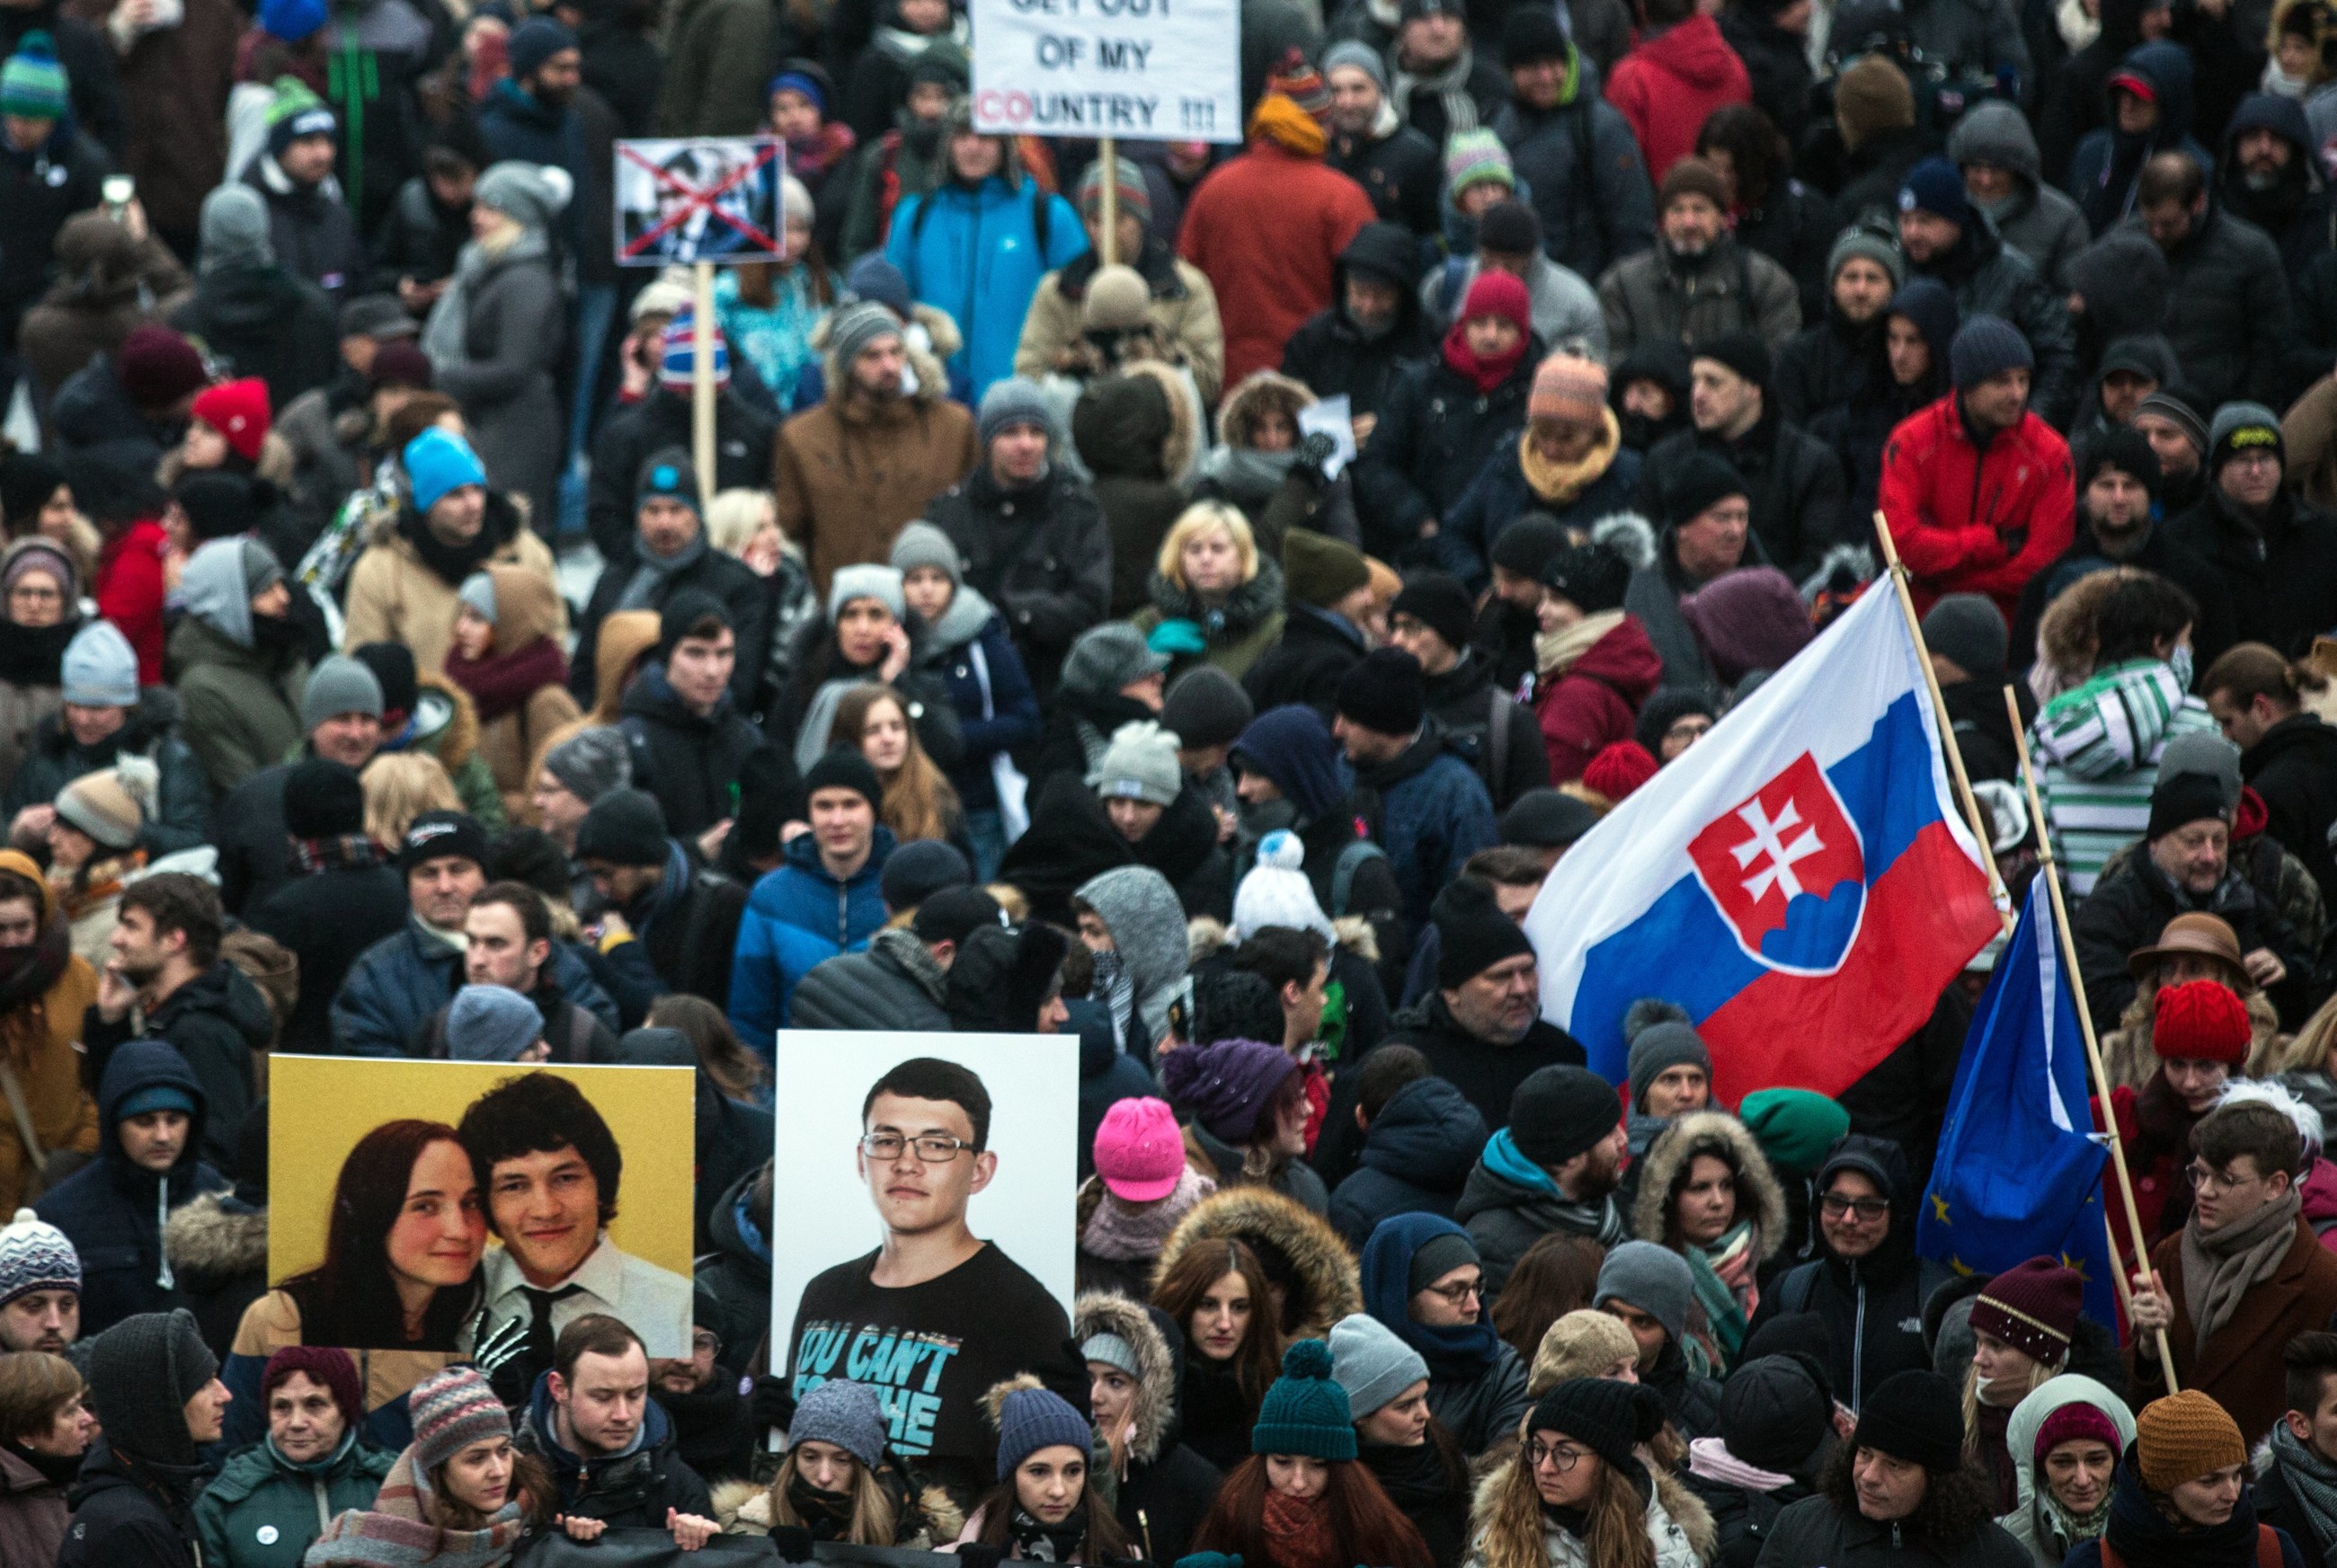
[1233,830,1335,943]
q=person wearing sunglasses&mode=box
[1357,1213,1530,1456]
[1463,1377,1696,1568]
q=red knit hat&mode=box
[1584,740,1657,803]
[192,377,271,463]
[2035,1401,2123,1463]
[1458,270,1533,335]
[262,1344,364,1429]
[1969,1256,2082,1364]
[2153,977,2250,1064]
[115,325,207,411]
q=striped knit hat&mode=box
[409,1366,511,1475]
[0,1208,78,1308]
[0,31,67,122]
[658,308,730,392]
[1444,128,1514,199]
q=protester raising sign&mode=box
[970,0,1242,143]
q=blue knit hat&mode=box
[995,1386,1092,1479]
[790,1378,888,1471]
[258,0,327,42]
[446,986,543,1062]
[1897,155,1969,226]
[404,429,486,510]
[0,31,67,121]
[1949,314,2034,390]
[1252,1340,1356,1460]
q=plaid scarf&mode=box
[291,834,385,876]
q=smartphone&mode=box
[101,174,134,222]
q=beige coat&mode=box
[342,509,564,675]
[1014,254,1227,406]
[458,565,583,809]
[0,849,97,1213]
[772,357,978,598]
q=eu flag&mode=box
[1916,876,2118,1324]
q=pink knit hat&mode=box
[1094,1096,1186,1201]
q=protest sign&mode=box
[970,0,1242,144]
[268,1056,696,1355]
[614,137,785,266]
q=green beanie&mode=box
[0,31,68,122]
[1738,1088,1853,1177]
[1251,1340,1355,1460]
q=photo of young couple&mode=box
[267,1058,696,1358]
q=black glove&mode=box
[769,1525,818,1563]
[1296,429,1339,480]
[750,1372,797,1438]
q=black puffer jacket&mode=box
[787,926,953,1031]
[1328,1075,1490,1247]
[1353,340,1541,555]
[2137,202,2293,409]
[1281,222,1436,421]
[585,388,780,563]
[1906,212,2079,423]
[1327,120,1441,235]
[2244,713,2337,908]
[1640,415,1849,580]
[1771,303,1882,430]
[167,264,340,413]
[1489,52,1655,285]
[617,664,771,838]
[929,465,1112,698]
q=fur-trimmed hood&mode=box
[163,1188,267,1289]
[2031,565,2146,698]
[1072,1291,1178,1466]
[394,669,481,772]
[1187,913,1379,966]
[1470,1448,1719,1564]
[1215,369,1316,448]
[1151,1185,1362,1342]
[809,300,963,409]
[1630,1112,1789,1262]
[1145,554,1285,633]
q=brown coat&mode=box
[771,367,977,598]
[2128,1215,2337,1444]
[465,565,582,808]
[0,850,99,1215]
[342,506,564,677]
[15,216,191,400]
[0,1445,67,1568]
[64,0,240,247]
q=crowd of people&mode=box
[1,0,2336,1557]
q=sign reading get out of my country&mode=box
[970,0,1241,143]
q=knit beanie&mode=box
[1528,354,1609,427]
[1084,267,1152,332]
[575,788,669,868]
[791,1378,889,1471]
[979,376,1057,447]
[1526,1378,1666,1477]
[1093,1096,1185,1201]
[1335,646,1426,738]
[1624,1007,1711,1112]
[1695,330,1772,394]
[409,1366,511,1476]
[1827,226,1906,290]
[1062,622,1169,697]
[1267,57,1332,118]
[1585,740,1659,803]
[1658,157,1729,214]
[881,839,972,912]
[370,341,433,392]
[2135,1390,2246,1492]
[1328,1312,1429,1417]
[2152,978,2251,1064]
[55,768,143,851]
[831,301,906,374]
[2136,387,2209,454]
[192,378,271,464]
[2078,426,2163,501]
[1530,1310,1639,1394]
[1718,1354,1835,1474]
[1919,596,2008,682]
[0,30,67,120]
[299,653,385,732]
[888,519,963,586]
[827,563,905,626]
[1500,788,1597,848]
[200,184,275,271]
[1075,155,1151,222]
[1160,1037,1300,1144]
[1680,567,1810,687]
[475,161,563,233]
[116,326,208,411]
[1968,1257,2083,1364]
[1097,720,1182,807]
[1431,876,1534,988]
[1490,513,1567,580]
[2208,401,2285,474]
[635,446,702,517]
[2146,769,2230,842]
[1501,4,1568,65]
[1541,541,1631,616]
[1594,1241,1693,1342]
[2036,1401,2124,1463]
[1253,1340,1356,1459]
[1853,1369,1965,1471]
[803,748,883,811]
[264,77,338,167]
[657,309,731,394]
[457,572,497,625]
[1833,55,1915,151]
[87,1309,218,1466]
[1949,315,2034,390]
[1283,528,1371,609]
[399,811,489,877]
[0,1209,78,1307]
[446,986,542,1062]
[1508,1065,1622,1168]
[1232,831,1335,943]
[282,757,364,839]
[1737,1088,1852,1176]
[1456,265,1534,332]
[996,1386,1093,1479]
[60,620,138,708]
[258,0,326,46]
[1634,690,1716,758]
[1406,1229,1480,1296]
[544,726,631,802]
[2159,731,2242,813]
[1161,667,1254,750]
[1660,451,1750,532]
[262,1345,365,1431]
[911,884,1003,945]
[404,429,486,511]
[1898,155,1970,226]
[507,15,578,78]
[1444,128,1515,199]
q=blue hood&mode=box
[97,1039,209,1178]
[1358,1076,1488,1194]
[1231,704,1346,823]
[1359,1210,1504,1376]
[2110,40,2197,148]
[526,1366,674,1468]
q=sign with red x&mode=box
[613,137,786,267]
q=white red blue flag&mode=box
[1522,584,2001,1103]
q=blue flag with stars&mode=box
[1916,875,2117,1324]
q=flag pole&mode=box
[2004,685,2178,1387]
[1871,511,2013,932]
[2103,1208,2135,1322]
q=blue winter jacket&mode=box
[727,826,898,1047]
[929,611,1042,811]
[35,1040,228,1337]
[1350,731,1500,932]
[1328,1075,1491,1247]
[329,920,619,1057]
[884,173,1088,400]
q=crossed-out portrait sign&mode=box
[971,0,1242,143]
[614,136,786,266]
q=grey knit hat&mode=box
[1328,1311,1429,1418]
[1095,720,1181,807]
[1949,314,2033,390]
[1826,225,1906,291]
[544,726,632,803]
[1922,593,2007,678]
[889,519,963,587]
[789,1378,889,1471]
[87,1309,218,1466]
[1594,1241,1694,1343]
[829,563,905,624]
[831,300,906,374]
[1626,1006,1714,1112]
[458,571,497,624]
[977,376,1057,447]
[1082,1332,1142,1379]
[1062,622,1167,697]
[60,620,138,707]
[2158,730,2244,812]
[300,654,386,732]
[1323,39,1389,92]
[475,160,563,232]
[199,184,274,272]
[447,985,543,1062]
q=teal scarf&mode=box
[1686,1220,1757,1369]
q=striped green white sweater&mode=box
[2031,657,2217,894]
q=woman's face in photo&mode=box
[386,1138,487,1289]
[1189,1271,1251,1361]
[445,1436,514,1514]
[794,1438,860,1493]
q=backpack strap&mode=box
[2257,1524,2285,1568]
[1777,1260,1818,1315]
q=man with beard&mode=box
[2216,93,2335,296]
[1283,223,1436,440]
[1772,229,1903,428]
[1323,42,1440,235]
[2135,154,2293,412]
[476,20,600,263]
[0,1211,80,1354]
[1384,0,1510,152]
[1456,1059,1622,1296]
[2169,403,2337,655]
[1599,159,1800,359]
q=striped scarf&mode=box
[1686,1220,1759,1369]
[303,1449,528,1567]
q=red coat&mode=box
[1533,615,1663,784]
[95,518,168,686]
[1604,16,1751,181]
[1178,142,1374,386]
[1877,394,2075,622]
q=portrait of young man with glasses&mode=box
[783,1054,1079,1494]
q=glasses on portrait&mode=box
[859,1132,971,1163]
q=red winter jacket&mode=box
[1604,16,1752,181]
[95,518,168,686]
[1877,394,2075,622]
[1179,142,1375,386]
[1533,614,1664,784]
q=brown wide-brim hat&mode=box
[2126,910,2253,992]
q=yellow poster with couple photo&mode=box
[268,1055,698,1356]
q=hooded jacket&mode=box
[1492,50,1657,283]
[82,953,268,1174]
[1361,1212,1532,1453]
[241,155,369,304]
[727,824,896,1042]
[1328,1075,1491,1246]
[1533,612,1665,784]
[168,554,307,796]
[36,1041,229,1336]
[1950,102,2092,291]
[1604,16,1752,181]
[1072,1292,1222,1563]
[1630,1112,1790,1264]
[0,848,97,1214]
[1993,1374,2136,1567]
[2065,40,2217,230]
[1282,222,1437,424]
[1154,1186,1366,1345]
[2135,193,2294,410]
[2220,92,2337,295]
[789,925,953,1032]
[1076,363,1202,623]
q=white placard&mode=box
[1298,394,1357,478]
[970,0,1243,144]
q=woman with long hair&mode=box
[1630,1113,1786,1374]
[1492,1236,1610,1364]
[1954,1260,2085,1515]
[276,1120,487,1351]
[1128,501,1286,684]
[0,538,78,789]
[953,1383,1131,1562]
[0,853,95,1215]
[733,1378,955,1545]
[831,682,965,847]
[1076,1290,1224,1563]
[1464,1379,1700,1568]
[1152,1236,1281,1470]
[1190,1340,1435,1568]
[1328,1313,1472,1568]
[0,1350,92,1565]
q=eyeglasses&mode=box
[2185,1161,2261,1196]
[860,1132,971,1164]
[1421,1277,1482,1306]
[1525,1440,1585,1472]
[1819,1195,1890,1220]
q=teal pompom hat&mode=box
[1252,1340,1356,1460]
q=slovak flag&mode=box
[1523,584,2002,1103]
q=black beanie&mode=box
[1853,1369,1965,1472]
[803,747,883,811]
[399,810,489,876]
[1478,200,1542,255]
[1336,647,1426,737]
[1490,513,1567,579]
[575,787,670,866]
[1433,877,1535,988]
[282,757,365,839]
[1391,572,1475,654]
[1661,451,1750,532]
[87,1309,218,1466]
[1507,1064,1622,1166]
[2147,769,2230,840]
[172,471,257,543]
[659,587,733,658]
[1694,329,1771,393]
[1525,1378,1666,1477]
[1542,541,1632,616]
[1501,4,1568,64]
[1499,787,1599,847]
[1719,1353,1835,1474]
[1160,666,1256,750]
[2078,426,2163,501]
